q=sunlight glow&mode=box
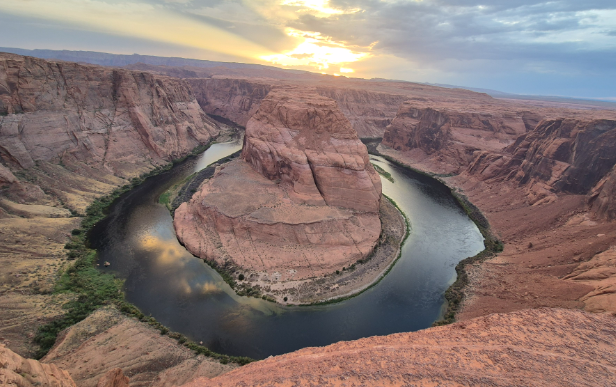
[281,0,359,15]
[262,28,369,71]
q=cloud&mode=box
[290,1,616,77]
[1,0,615,96]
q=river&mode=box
[90,140,484,359]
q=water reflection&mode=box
[91,143,484,359]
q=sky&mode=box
[1,0,615,98]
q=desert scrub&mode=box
[433,190,503,326]
[371,163,395,183]
[34,141,254,366]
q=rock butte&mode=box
[174,88,382,288]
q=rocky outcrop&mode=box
[174,89,382,300]
[242,88,381,212]
[0,344,77,387]
[42,306,236,387]
[589,165,616,220]
[181,308,616,387]
[188,78,407,138]
[466,119,616,206]
[96,369,129,387]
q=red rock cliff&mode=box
[242,88,381,212]
[467,119,616,208]
[0,53,219,176]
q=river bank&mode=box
[29,129,254,371]
[364,142,502,324]
[375,142,616,323]
[165,152,408,305]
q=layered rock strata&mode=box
[380,115,616,319]
[174,89,382,299]
[188,77,407,138]
[0,52,220,356]
[182,308,616,387]
[381,101,537,174]
[0,53,219,181]
[467,119,616,207]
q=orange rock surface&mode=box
[182,308,616,387]
[174,88,381,294]
[0,343,77,387]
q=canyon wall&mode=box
[187,78,407,138]
[0,53,220,213]
[187,78,272,128]
[174,88,382,301]
[0,53,221,358]
[381,101,538,173]
[378,102,616,319]
[467,119,616,208]
[314,87,407,138]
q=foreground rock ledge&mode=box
[182,308,616,387]
[174,88,385,302]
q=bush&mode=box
[238,274,245,281]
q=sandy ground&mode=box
[0,216,80,357]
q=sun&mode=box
[261,28,369,74]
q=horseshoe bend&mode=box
[173,88,409,304]
[1,50,616,387]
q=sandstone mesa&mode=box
[174,88,384,301]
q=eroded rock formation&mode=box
[467,119,616,207]
[42,306,235,387]
[381,101,537,174]
[181,308,616,387]
[0,52,221,356]
[0,53,219,177]
[241,88,381,212]
[174,88,382,298]
[188,78,407,138]
[188,78,272,128]
[0,344,77,387]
